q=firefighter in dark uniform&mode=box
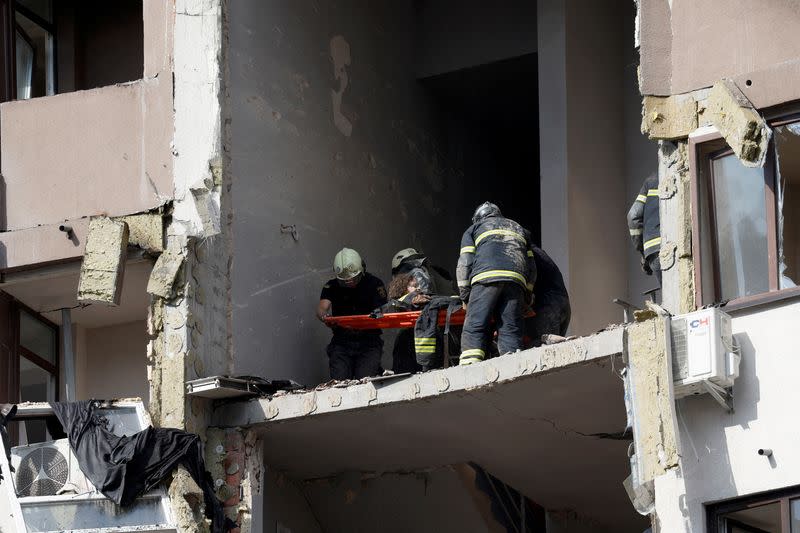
[317,248,387,380]
[526,245,571,346]
[456,202,536,364]
[389,248,458,373]
[627,174,662,286]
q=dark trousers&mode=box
[526,294,571,347]
[327,336,383,380]
[392,329,421,374]
[460,281,525,364]
[647,253,662,287]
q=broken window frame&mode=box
[689,115,800,309]
[705,484,800,533]
[0,400,178,533]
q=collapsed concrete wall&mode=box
[227,0,473,385]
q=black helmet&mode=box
[472,202,502,224]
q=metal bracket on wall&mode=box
[702,380,734,413]
[280,224,299,241]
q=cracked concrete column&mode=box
[658,141,694,315]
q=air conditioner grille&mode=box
[671,318,689,379]
[15,446,69,497]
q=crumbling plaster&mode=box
[657,140,694,316]
[626,318,678,483]
[77,217,129,305]
[144,1,233,530]
[642,80,769,168]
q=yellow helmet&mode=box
[333,248,364,280]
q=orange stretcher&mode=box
[324,308,534,330]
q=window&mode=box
[14,0,55,99]
[0,0,145,102]
[691,117,800,307]
[707,487,800,532]
[0,292,59,444]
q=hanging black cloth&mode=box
[51,400,232,533]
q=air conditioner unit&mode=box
[11,439,94,498]
[670,308,740,399]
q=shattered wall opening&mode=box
[228,0,541,387]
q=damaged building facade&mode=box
[0,0,798,531]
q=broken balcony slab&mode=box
[213,327,647,531]
[214,327,624,427]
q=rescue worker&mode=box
[525,245,571,346]
[389,248,458,373]
[391,248,457,297]
[457,202,536,365]
[317,248,387,380]
[627,174,662,286]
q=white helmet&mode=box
[333,248,364,280]
[391,247,425,271]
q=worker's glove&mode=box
[640,256,653,276]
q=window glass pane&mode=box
[723,501,781,533]
[19,358,54,444]
[712,155,770,300]
[16,0,52,23]
[20,310,56,364]
[14,12,54,99]
[21,497,169,532]
[775,123,800,289]
[792,498,800,533]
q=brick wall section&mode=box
[223,429,246,531]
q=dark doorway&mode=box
[421,53,541,243]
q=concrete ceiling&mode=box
[258,358,648,532]
[1,259,153,328]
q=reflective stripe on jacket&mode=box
[456,216,536,303]
[627,175,661,258]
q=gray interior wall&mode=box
[263,470,322,533]
[287,467,491,533]
[415,0,536,79]
[623,4,660,307]
[229,1,462,385]
[539,0,645,334]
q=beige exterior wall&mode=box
[81,320,149,403]
[0,0,174,237]
[640,0,800,105]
